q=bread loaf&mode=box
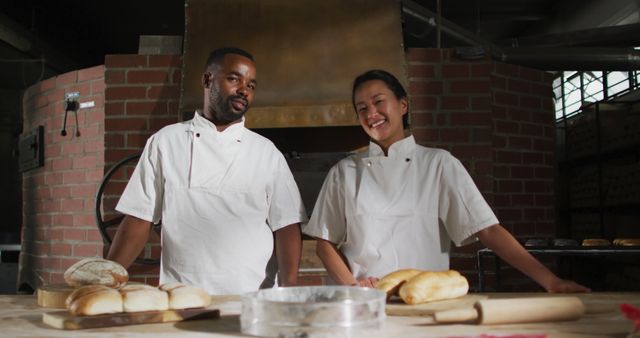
[398,270,469,305]
[581,238,611,246]
[375,269,423,298]
[120,284,169,312]
[613,238,640,246]
[67,286,123,316]
[64,258,128,288]
[65,285,112,308]
[66,282,210,316]
[159,283,211,309]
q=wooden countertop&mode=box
[1,292,638,337]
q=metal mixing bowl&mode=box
[240,286,386,337]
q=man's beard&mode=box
[209,92,249,124]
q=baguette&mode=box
[159,283,211,309]
[64,258,128,288]
[375,269,423,298]
[398,270,469,305]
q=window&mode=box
[606,71,629,97]
[555,70,639,121]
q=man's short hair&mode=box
[205,47,254,70]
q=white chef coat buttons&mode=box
[366,162,372,167]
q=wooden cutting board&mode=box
[42,307,220,330]
[385,294,488,317]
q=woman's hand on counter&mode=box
[352,277,379,288]
[546,278,591,293]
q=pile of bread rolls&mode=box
[375,269,468,305]
[63,258,210,316]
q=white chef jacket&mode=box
[116,112,307,294]
[303,135,498,279]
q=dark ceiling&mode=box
[0,0,639,91]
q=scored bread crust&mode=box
[121,286,169,312]
[398,270,469,305]
[65,285,112,308]
[68,288,123,316]
[159,283,211,309]
[375,269,423,298]
[64,258,129,288]
[158,282,184,292]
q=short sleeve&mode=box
[115,135,164,223]
[266,154,308,231]
[302,164,347,245]
[438,155,499,246]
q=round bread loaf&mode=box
[375,269,423,298]
[64,258,128,288]
[159,283,211,309]
[398,270,469,305]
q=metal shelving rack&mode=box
[556,98,640,239]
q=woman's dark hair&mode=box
[351,69,410,129]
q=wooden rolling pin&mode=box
[433,297,585,325]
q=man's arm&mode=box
[275,223,302,286]
[315,238,378,287]
[106,215,153,269]
[477,224,590,293]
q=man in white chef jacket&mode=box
[107,47,308,295]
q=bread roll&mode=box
[399,270,469,305]
[375,269,423,298]
[613,238,640,246]
[64,258,128,288]
[159,283,211,309]
[120,284,169,312]
[65,285,112,308]
[68,287,123,316]
[581,238,611,246]
[552,238,578,247]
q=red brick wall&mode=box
[19,55,182,289]
[20,66,105,289]
[407,48,556,291]
[102,55,183,285]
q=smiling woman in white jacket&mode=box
[303,69,589,293]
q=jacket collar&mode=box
[367,135,416,159]
[190,111,245,142]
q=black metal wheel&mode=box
[95,153,161,265]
